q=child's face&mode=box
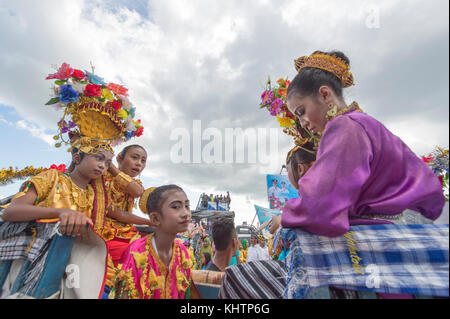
[118,147,147,177]
[156,190,191,235]
[76,150,113,180]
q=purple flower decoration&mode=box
[261,90,274,105]
[58,120,77,134]
[269,98,283,116]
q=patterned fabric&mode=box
[114,234,194,299]
[218,260,287,299]
[0,220,59,262]
[284,224,449,298]
[101,172,141,241]
[0,219,60,296]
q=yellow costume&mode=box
[101,171,142,241]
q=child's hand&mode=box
[108,162,120,176]
[57,209,93,237]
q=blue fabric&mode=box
[283,224,449,298]
[229,248,240,266]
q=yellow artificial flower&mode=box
[277,115,294,128]
[117,109,128,119]
[101,88,114,102]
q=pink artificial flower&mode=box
[46,63,74,80]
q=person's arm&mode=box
[108,207,153,226]
[281,116,373,237]
[2,185,93,236]
[108,164,144,198]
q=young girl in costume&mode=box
[112,185,199,299]
[2,147,112,236]
[270,50,445,299]
[281,50,444,234]
[102,144,151,266]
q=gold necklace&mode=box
[65,174,94,212]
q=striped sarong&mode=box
[218,260,286,299]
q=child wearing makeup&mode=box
[102,145,151,266]
[111,185,199,299]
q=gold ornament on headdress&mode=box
[139,187,157,215]
[294,52,354,88]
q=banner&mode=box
[266,174,299,209]
[254,205,281,230]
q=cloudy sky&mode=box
[0,0,448,226]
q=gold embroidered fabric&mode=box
[101,172,142,240]
[21,169,95,221]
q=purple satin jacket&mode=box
[281,110,445,237]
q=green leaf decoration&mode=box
[45,97,60,105]
[54,80,66,86]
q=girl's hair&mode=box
[287,141,316,183]
[67,147,86,173]
[287,50,350,100]
[118,144,147,159]
[146,184,185,215]
[202,252,211,266]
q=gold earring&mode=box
[326,103,338,121]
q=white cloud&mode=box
[15,120,54,146]
[0,0,448,225]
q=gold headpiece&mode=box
[46,63,144,155]
[294,52,354,88]
[139,187,157,215]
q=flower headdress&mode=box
[259,77,319,157]
[46,63,144,155]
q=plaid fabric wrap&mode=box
[0,220,59,262]
[218,260,287,299]
[284,224,449,298]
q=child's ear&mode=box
[150,212,161,226]
[72,153,81,165]
[116,154,123,165]
[297,163,307,178]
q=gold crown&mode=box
[294,52,354,88]
[139,187,157,215]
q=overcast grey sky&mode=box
[0,0,448,225]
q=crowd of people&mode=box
[199,192,231,210]
[0,50,447,299]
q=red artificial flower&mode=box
[134,126,144,137]
[47,164,67,172]
[84,84,102,97]
[71,69,87,80]
[438,175,444,187]
[107,83,129,96]
[421,154,433,164]
[109,99,122,112]
[285,80,291,87]
[278,88,287,98]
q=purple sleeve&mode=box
[281,116,374,237]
